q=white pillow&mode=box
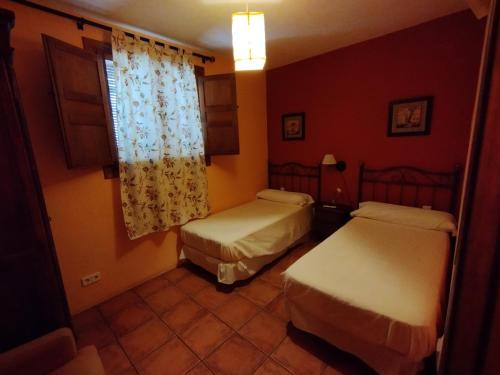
[256,189,314,206]
[351,201,457,234]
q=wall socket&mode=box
[81,272,101,287]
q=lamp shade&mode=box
[232,12,266,71]
[322,154,337,165]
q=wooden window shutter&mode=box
[82,37,112,59]
[198,73,239,156]
[42,35,114,168]
[82,37,120,179]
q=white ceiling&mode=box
[36,0,469,69]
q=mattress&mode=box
[283,217,450,374]
[181,199,312,262]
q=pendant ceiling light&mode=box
[232,9,266,71]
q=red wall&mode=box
[267,11,485,206]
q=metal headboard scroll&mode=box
[268,162,322,202]
[358,163,461,214]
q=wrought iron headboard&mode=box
[358,163,461,214]
[268,162,322,202]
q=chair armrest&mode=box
[0,328,77,375]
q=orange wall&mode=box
[1,0,268,314]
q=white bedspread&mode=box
[181,199,312,262]
[283,217,450,372]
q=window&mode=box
[43,35,239,176]
[104,58,119,142]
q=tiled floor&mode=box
[73,241,377,375]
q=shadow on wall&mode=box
[265,26,382,70]
[208,153,239,174]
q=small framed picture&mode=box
[388,96,433,137]
[282,112,305,141]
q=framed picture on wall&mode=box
[388,96,433,137]
[282,112,305,141]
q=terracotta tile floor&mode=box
[72,241,378,375]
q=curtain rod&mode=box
[10,0,216,63]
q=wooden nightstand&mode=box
[313,203,353,240]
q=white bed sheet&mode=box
[181,199,312,262]
[180,234,308,284]
[283,217,450,374]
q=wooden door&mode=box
[440,0,500,373]
[0,8,70,352]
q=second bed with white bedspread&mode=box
[181,189,314,284]
[283,201,457,375]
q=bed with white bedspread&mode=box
[283,164,460,375]
[180,162,321,284]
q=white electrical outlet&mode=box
[81,272,101,287]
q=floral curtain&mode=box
[112,30,209,240]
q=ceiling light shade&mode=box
[232,11,266,71]
[322,154,337,165]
